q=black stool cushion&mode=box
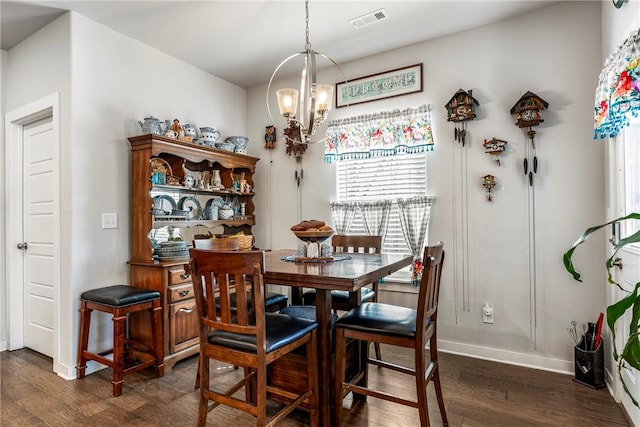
[80,285,160,307]
[216,292,288,311]
[335,302,424,338]
[302,287,375,305]
[280,305,339,327]
[208,313,317,353]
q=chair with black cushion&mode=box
[193,238,288,313]
[189,249,319,426]
[301,234,382,358]
[333,242,448,427]
[76,284,164,397]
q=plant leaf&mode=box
[607,284,640,360]
[563,213,640,282]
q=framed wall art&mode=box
[335,63,423,108]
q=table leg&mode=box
[290,287,303,305]
[314,289,332,427]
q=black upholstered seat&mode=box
[208,312,317,353]
[303,287,375,306]
[334,302,423,337]
[216,291,288,313]
[279,305,339,326]
[80,284,160,307]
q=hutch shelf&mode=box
[127,133,259,369]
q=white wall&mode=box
[3,12,247,377]
[0,49,7,351]
[3,14,71,372]
[247,1,604,372]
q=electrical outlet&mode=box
[482,303,494,324]
[102,213,118,229]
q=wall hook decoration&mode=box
[445,89,479,146]
[510,91,548,186]
[483,137,508,166]
[265,125,276,149]
[481,174,497,201]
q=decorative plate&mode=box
[152,194,177,215]
[150,157,172,176]
[204,196,224,209]
[178,196,202,219]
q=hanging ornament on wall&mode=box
[265,125,276,149]
[483,137,508,166]
[510,91,548,187]
[481,174,497,201]
[445,89,479,146]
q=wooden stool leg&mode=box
[112,312,126,397]
[151,301,164,377]
[76,302,92,379]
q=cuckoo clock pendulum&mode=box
[445,89,479,146]
[510,91,548,187]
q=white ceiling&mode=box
[1,0,561,88]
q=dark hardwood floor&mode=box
[1,346,629,426]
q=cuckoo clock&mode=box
[510,91,548,187]
[481,174,497,201]
[483,137,508,166]
[510,91,548,129]
[445,89,479,146]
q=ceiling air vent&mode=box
[348,9,388,29]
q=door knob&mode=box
[611,257,623,269]
[17,242,28,250]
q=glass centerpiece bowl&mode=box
[292,229,334,261]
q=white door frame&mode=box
[5,93,61,373]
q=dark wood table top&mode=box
[264,249,413,291]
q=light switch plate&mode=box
[102,213,118,229]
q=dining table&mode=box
[264,249,413,426]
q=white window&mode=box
[335,152,427,255]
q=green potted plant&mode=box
[563,212,640,405]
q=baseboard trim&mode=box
[439,340,574,375]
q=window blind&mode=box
[336,152,427,255]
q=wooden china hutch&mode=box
[127,134,258,369]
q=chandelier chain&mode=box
[304,0,311,51]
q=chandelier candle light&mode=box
[267,0,345,146]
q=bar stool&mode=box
[76,284,164,397]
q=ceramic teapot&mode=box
[199,127,221,145]
[138,116,166,135]
[218,203,234,220]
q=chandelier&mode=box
[266,0,344,145]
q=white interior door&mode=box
[21,117,57,357]
[611,119,640,424]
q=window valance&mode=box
[324,104,434,163]
[594,28,640,139]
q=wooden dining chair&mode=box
[189,249,319,426]
[301,234,383,358]
[333,242,448,427]
[192,238,288,313]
